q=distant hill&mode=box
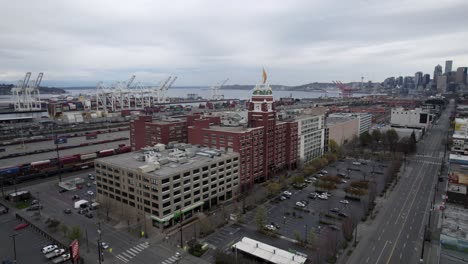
[0,84,66,95]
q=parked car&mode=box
[338,212,349,218]
[31,200,39,205]
[271,222,280,229]
[337,173,346,178]
[58,189,67,193]
[295,201,306,208]
[328,225,340,231]
[308,193,317,199]
[265,224,276,231]
[85,213,93,218]
[63,209,72,214]
[101,242,109,249]
[330,208,340,213]
[87,191,94,196]
[318,195,328,200]
[279,196,287,201]
[341,180,347,184]
[320,170,328,175]
[323,192,332,197]
[86,183,91,187]
[27,204,43,211]
[304,178,314,184]
[352,162,361,166]
[14,223,29,231]
[42,245,58,254]
[283,191,292,197]
[72,195,80,200]
[340,200,350,204]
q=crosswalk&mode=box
[115,242,150,263]
[161,253,181,264]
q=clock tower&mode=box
[248,69,277,181]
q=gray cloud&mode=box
[1,0,468,86]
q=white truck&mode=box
[74,199,88,209]
[51,253,71,264]
[45,249,65,259]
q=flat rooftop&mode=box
[204,125,260,133]
[442,205,468,241]
[447,183,467,194]
[96,146,238,177]
[149,118,186,125]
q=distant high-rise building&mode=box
[445,60,453,74]
[396,76,403,86]
[423,74,431,88]
[456,67,467,84]
[415,72,423,89]
[437,75,448,94]
[403,76,414,89]
[434,64,443,83]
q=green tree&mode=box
[371,129,381,144]
[359,131,372,147]
[294,231,302,243]
[308,229,315,246]
[293,175,305,185]
[303,165,316,176]
[255,206,267,230]
[328,139,339,153]
[409,131,417,153]
[266,182,281,197]
[386,129,399,152]
[59,223,69,237]
[68,226,82,241]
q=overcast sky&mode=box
[1,0,468,87]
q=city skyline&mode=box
[1,0,468,87]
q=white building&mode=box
[328,113,372,135]
[296,114,326,166]
[390,108,432,129]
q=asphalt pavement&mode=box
[347,104,450,264]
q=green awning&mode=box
[149,201,204,223]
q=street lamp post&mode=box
[304,224,308,244]
[10,233,18,264]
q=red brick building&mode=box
[188,83,298,189]
[129,81,299,190]
[130,114,221,151]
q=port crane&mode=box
[211,78,229,100]
[12,72,42,111]
[333,81,358,98]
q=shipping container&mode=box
[59,155,81,165]
[81,153,98,160]
[99,149,115,157]
[86,132,98,140]
[30,160,52,169]
[0,166,20,175]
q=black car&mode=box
[64,209,72,214]
[78,209,89,215]
[59,189,68,193]
[308,193,317,199]
[72,195,80,200]
[330,208,340,213]
[85,213,93,218]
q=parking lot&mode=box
[0,213,55,264]
[244,158,390,245]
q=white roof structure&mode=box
[232,237,307,264]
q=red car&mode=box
[76,185,83,189]
[14,223,29,231]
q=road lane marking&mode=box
[400,253,402,259]
[386,163,427,264]
[366,257,370,263]
[121,252,133,259]
[403,243,406,248]
[125,250,136,257]
[376,240,389,264]
[116,255,129,263]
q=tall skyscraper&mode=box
[445,60,453,74]
[423,74,430,88]
[456,67,467,84]
[434,64,442,83]
[414,72,423,89]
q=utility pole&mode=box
[304,224,308,244]
[55,134,62,182]
[97,222,103,263]
[11,233,18,264]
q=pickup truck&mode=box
[51,253,70,264]
[45,249,65,259]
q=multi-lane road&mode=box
[348,103,450,264]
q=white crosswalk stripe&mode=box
[168,256,178,261]
[116,255,129,263]
[128,248,139,255]
[121,252,133,259]
[126,249,136,257]
[134,244,145,251]
[162,261,171,264]
[132,246,142,252]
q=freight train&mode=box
[0,145,131,185]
